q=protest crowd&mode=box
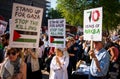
[0,30,120,79]
[0,2,120,79]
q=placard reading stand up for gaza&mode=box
[48,19,66,48]
[9,3,43,48]
[84,7,102,41]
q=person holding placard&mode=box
[89,40,110,79]
[24,48,41,79]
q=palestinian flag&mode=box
[50,36,64,44]
[13,30,37,43]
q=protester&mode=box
[0,32,10,63]
[45,47,55,72]
[76,35,84,60]
[82,41,91,64]
[24,48,42,79]
[66,38,77,79]
[65,40,72,79]
[89,40,110,79]
[67,38,79,71]
[42,34,50,70]
[105,42,119,79]
[1,32,9,48]
[0,48,26,79]
[37,39,45,70]
[49,48,69,79]
[111,32,119,42]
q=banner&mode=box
[84,7,102,41]
[48,19,66,48]
[9,3,43,48]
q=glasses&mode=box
[7,52,16,56]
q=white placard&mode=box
[48,19,66,48]
[9,3,43,48]
[84,7,102,41]
[0,20,7,35]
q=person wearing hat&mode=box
[89,40,110,79]
[49,48,69,79]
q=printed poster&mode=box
[0,20,7,35]
[84,7,102,41]
[48,19,66,48]
[9,3,43,48]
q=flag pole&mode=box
[90,36,94,59]
[21,48,24,62]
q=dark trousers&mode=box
[27,63,42,79]
[67,62,72,79]
[38,58,44,70]
[70,56,77,71]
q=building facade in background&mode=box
[0,0,50,27]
